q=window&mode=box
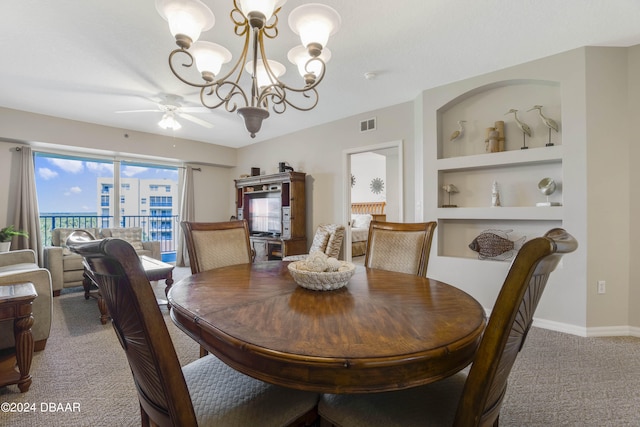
[36,153,179,259]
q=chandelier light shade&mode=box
[156,0,215,48]
[288,4,341,55]
[156,0,341,138]
[287,45,331,81]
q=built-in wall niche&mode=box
[438,80,561,159]
[439,161,563,208]
[437,219,562,259]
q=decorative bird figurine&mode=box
[527,105,559,132]
[505,109,532,149]
[449,120,466,141]
[504,109,532,137]
[527,105,559,146]
[442,184,459,207]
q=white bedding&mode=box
[351,227,369,243]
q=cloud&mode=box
[122,165,149,177]
[64,186,82,196]
[86,162,113,174]
[38,167,58,180]
[48,158,84,173]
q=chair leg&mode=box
[288,406,319,426]
[199,346,208,358]
[140,403,150,427]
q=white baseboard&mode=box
[585,325,640,338]
[484,308,640,338]
[532,318,588,337]
[533,319,640,338]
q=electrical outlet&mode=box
[597,280,606,294]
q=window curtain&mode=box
[176,165,195,267]
[13,146,43,264]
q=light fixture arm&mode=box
[160,0,338,137]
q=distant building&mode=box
[97,177,178,252]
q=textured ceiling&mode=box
[2,1,640,148]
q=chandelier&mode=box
[156,0,341,138]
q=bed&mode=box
[351,202,386,257]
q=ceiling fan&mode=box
[116,94,214,130]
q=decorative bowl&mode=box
[287,261,356,291]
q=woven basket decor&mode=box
[287,261,355,291]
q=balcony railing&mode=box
[39,214,179,261]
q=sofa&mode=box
[43,227,161,296]
[0,249,52,351]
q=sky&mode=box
[34,155,178,213]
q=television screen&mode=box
[248,194,281,235]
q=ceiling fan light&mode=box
[191,41,232,79]
[245,59,286,88]
[238,0,286,22]
[158,113,182,130]
[288,4,341,52]
[156,0,215,46]
[287,45,331,78]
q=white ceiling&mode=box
[2,1,640,148]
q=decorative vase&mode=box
[0,241,11,253]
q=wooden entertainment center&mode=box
[235,171,307,261]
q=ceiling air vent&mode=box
[360,117,376,133]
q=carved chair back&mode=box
[454,228,578,426]
[69,238,198,426]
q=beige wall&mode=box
[233,102,416,242]
[585,47,631,328]
[628,46,640,329]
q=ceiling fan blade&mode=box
[178,113,215,128]
[179,106,211,113]
[115,109,160,113]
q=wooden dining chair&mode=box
[68,237,320,427]
[319,228,578,427]
[181,219,254,275]
[181,219,255,357]
[363,221,437,276]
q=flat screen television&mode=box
[247,192,281,235]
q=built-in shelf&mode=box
[437,206,563,220]
[437,145,562,171]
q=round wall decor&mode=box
[370,177,384,194]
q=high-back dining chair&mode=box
[319,228,578,427]
[181,220,254,275]
[68,237,320,427]
[181,219,255,357]
[364,221,437,277]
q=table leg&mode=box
[97,292,109,325]
[83,273,91,300]
[14,312,34,392]
[164,271,174,308]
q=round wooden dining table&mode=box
[168,261,486,394]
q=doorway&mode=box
[342,141,403,261]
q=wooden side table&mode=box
[0,282,37,392]
[83,255,175,324]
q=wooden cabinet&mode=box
[235,172,307,260]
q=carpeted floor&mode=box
[1,266,639,426]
